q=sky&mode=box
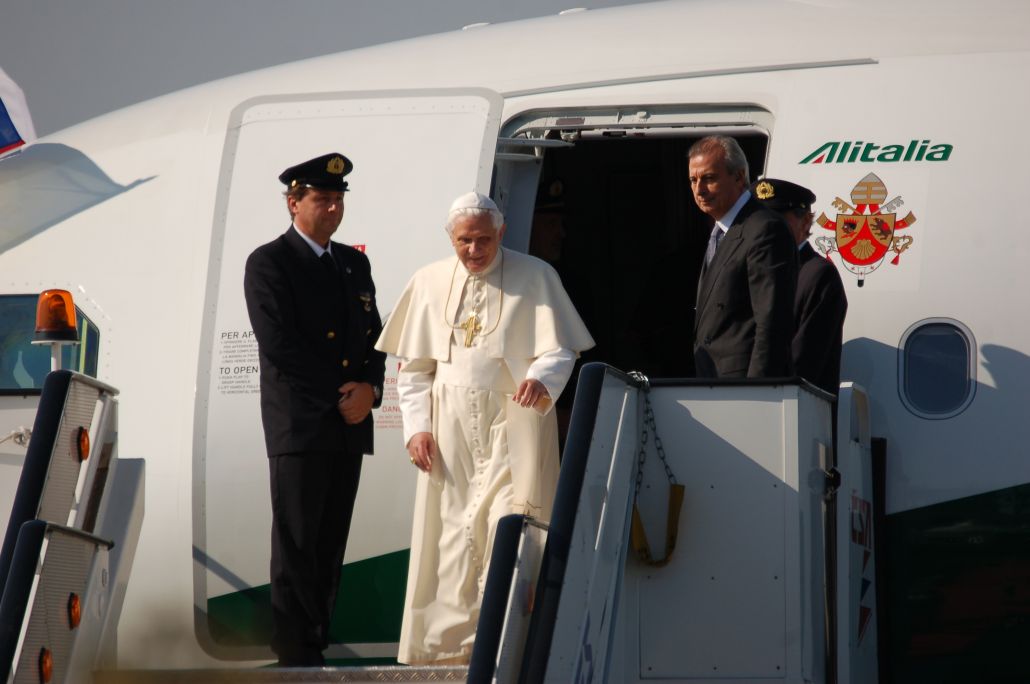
[0,0,653,136]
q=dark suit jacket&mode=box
[793,242,848,395]
[244,227,386,457]
[694,198,797,378]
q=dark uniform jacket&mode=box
[793,242,848,395]
[694,198,798,378]
[244,227,386,457]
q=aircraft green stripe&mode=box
[206,549,408,646]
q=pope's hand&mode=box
[408,432,436,472]
[513,378,550,410]
[338,382,375,424]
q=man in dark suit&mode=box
[752,178,848,396]
[690,136,797,378]
[244,152,386,667]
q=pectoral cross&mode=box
[460,314,482,347]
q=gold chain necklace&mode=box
[443,249,504,347]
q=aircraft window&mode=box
[900,319,975,419]
[0,295,100,393]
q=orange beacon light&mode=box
[32,289,79,371]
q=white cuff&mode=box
[397,357,436,445]
[526,347,577,415]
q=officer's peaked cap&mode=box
[751,178,815,213]
[279,153,353,192]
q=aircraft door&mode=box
[192,88,501,660]
[492,136,574,253]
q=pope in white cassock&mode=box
[375,192,594,664]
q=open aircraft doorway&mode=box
[494,106,771,438]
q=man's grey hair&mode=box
[444,206,505,234]
[688,135,749,180]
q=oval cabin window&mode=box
[900,320,975,419]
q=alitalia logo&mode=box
[800,140,953,164]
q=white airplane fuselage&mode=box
[0,0,1027,678]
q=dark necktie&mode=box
[704,224,724,269]
[320,250,347,324]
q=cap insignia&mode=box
[327,156,346,174]
[755,181,775,200]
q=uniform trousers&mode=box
[268,451,363,664]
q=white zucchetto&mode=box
[448,191,500,215]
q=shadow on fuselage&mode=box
[842,336,1030,682]
[0,142,154,254]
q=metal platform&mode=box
[95,665,468,683]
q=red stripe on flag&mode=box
[0,139,25,155]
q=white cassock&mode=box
[375,247,594,664]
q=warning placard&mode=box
[373,375,402,431]
[216,330,260,395]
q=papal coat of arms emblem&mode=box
[814,173,916,286]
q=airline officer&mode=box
[752,178,848,396]
[690,135,797,377]
[244,152,386,667]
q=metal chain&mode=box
[629,371,677,503]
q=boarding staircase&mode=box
[0,370,144,684]
[468,364,881,683]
